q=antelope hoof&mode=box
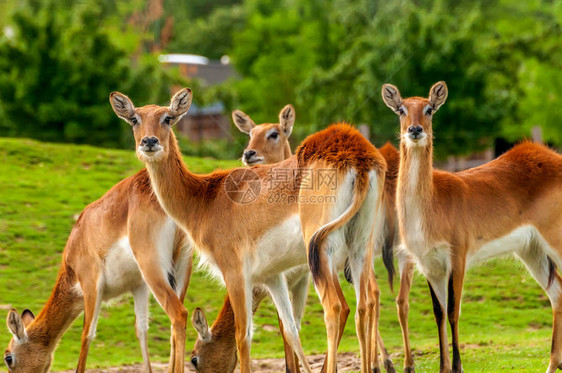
[404,367,415,373]
[384,359,396,373]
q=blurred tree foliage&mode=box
[162,0,244,60]
[0,0,178,147]
[483,0,562,146]
[0,0,560,155]
[169,0,562,156]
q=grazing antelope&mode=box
[191,105,311,373]
[4,170,191,373]
[382,81,562,373]
[192,109,411,373]
[191,267,309,373]
[109,88,387,373]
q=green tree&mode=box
[508,59,562,144]
[481,0,562,145]
[0,0,175,147]
[213,0,343,129]
[165,5,246,59]
[298,0,502,156]
[199,0,505,155]
[198,0,562,154]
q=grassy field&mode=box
[0,137,556,372]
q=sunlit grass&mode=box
[0,137,554,371]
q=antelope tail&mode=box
[308,171,372,284]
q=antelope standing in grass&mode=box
[382,81,562,373]
[5,170,191,373]
[109,88,387,373]
[4,106,304,373]
[192,109,414,373]
[190,104,311,373]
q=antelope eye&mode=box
[426,107,433,115]
[130,117,138,124]
[398,108,405,116]
[268,132,279,140]
[4,353,13,366]
[164,116,173,125]
[191,356,199,368]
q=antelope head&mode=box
[382,81,448,149]
[190,308,238,373]
[109,88,193,163]
[233,104,295,166]
[4,309,52,373]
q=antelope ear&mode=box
[279,104,295,136]
[192,308,212,343]
[381,84,403,113]
[428,81,448,111]
[232,110,255,135]
[7,309,27,341]
[21,309,35,327]
[109,91,136,121]
[169,88,193,119]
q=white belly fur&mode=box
[468,225,540,266]
[102,236,144,300]
[411,225,553,278]
[250,214,307,283]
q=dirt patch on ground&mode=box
[55,352,361,372]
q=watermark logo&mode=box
[266,168,337,191]
[225,168,338,204]
[224,168,261,204]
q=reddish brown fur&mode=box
[297,123,386,176]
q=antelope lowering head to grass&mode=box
[109,88,387,373]
[4,169,191,373]
[382,81,562,373]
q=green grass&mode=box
[0,137,555,372]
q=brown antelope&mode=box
[4,170,192,373]
[191,105,311,373]
[191,109,412,373]
[109,88,387,373]
[382,81,562,373]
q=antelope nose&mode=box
[141,137,159,149]
[408,125,423,136]
[244,150,256,159]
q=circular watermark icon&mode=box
[224,168,261,204]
